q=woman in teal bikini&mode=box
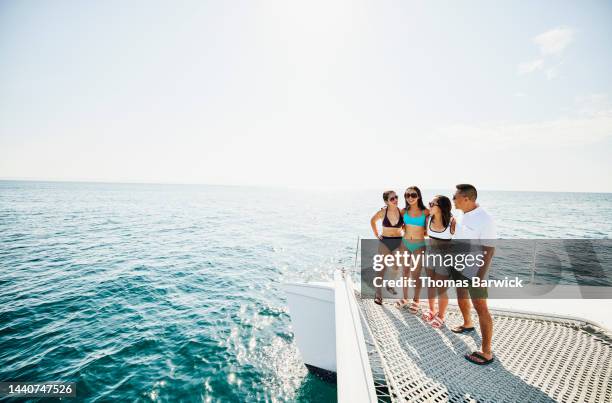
[395,186,429,313]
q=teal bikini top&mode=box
[403,210,426,227]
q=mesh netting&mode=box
[358,297,612,403]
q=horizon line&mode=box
[1,177,611,195]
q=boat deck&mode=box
[358,297,612,403]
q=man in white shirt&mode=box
[450,184,497,365]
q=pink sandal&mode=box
[430,314,445,329]
[421,310,435,322]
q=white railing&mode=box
[334,269,377,403]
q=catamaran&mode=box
[284,269,612,402]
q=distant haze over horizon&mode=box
[1,178,610,195]
[1,1,611,193]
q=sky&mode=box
[1,0,611,192]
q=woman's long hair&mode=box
[433,195,452,228]
[404,186,426,212]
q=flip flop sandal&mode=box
[430,315,445,329]
[451,325,475,334]
[394,299,410,308]
[374,296,383,305]
[421,310,435,322]
[465,351,495,366]
[408,301,420,314]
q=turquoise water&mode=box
[1,181,611,402]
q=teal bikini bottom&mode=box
[403,239,426,253]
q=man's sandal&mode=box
[465,351,495,365]
[451,325,475,334]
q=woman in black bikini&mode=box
[370,190,404,305]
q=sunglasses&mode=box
[405,192,418,199]
[388,196,398,201]
[428,201,438,208]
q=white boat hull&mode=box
[284,273,378,403]
[283,281,336,373]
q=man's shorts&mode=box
[450,268,488,299]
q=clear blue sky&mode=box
[1,1,611,191]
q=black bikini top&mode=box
[382,207,403,228]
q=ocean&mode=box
[1,180,611,402]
